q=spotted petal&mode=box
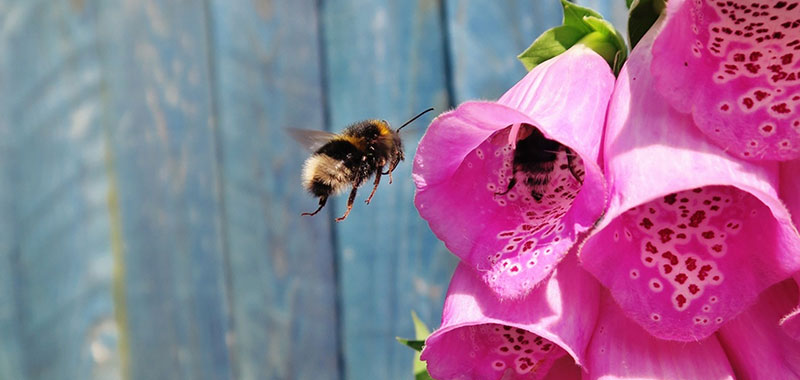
[651,0,800,160]
[413,45,612,298]
[420,254,600,380]
[585,294,736,380]
[717,278,800,379]
[579,19,800,341]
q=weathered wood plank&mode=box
[0,31,25,378]
[96,1,233,379]
[446,0,628,103]
[320,0,457,378]
[207,1,340,379]
[0,1,121,379]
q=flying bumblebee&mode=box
[290,108,433,222]
[495,124,584,201]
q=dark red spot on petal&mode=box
[689,210,707,227]
[688,284,700,294]
[743,97,755,109]
[664,194,677,205]
[675,273,688,284]
[662,251,679,266]
[658,228,675,243]
[676,294,687,308]
[698,265,713,280]
[686,257,698,271]
[645,241,658,254]
[772,103,791,114]
[640,217,654,229]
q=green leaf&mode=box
[628,0,666,49]
[411,310,431,339]
[415,369,435,380]
[395,337,425,352]
[581,16,629,74]
[626,0,635,9]
[561,0,603,33]
[518,0,629,74]
[397,311,434,380]
[518,25,584,71]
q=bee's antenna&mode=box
[397,107,434,132]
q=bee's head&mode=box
[390,128,404,156]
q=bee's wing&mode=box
[287,128,337,152]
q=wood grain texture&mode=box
[96,1,232,379]
[320,0,457,379]
[207,0,340,379]
[0,1,121,379]
[0,20,25,377]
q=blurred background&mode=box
[0,1,625,379]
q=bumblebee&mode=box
[290,108,433,221]
[495,124,584,201]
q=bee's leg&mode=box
[565,148,584,184]
[494,177,517,196]
[531,190,544,201]
[336,187,359,222]
[301,196,328,217]
[383,159,399,184]
[365,172,382,204]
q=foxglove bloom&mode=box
[422,254,746,380]
[413,45,613,298]
[420,254,597,380]
[651,0,800,160]
[423,247,800,379]
[579,17,800,342]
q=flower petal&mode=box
[580,19,800,341]
[651,0,800,160]
[780,158,800,228]
[779,274,800,342]
[585,294,735,380]
[413,46,612,298]
[541,356,581,380]
[421,254,600,380]
[717,278,800,379]
[779,161,800,341]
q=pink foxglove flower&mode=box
[413,45,613,298]
[650,0,800,160]
[420,254,598,380]
[579,17,800,342]
[422,254,742,379]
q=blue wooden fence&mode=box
[0,1,625,379]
